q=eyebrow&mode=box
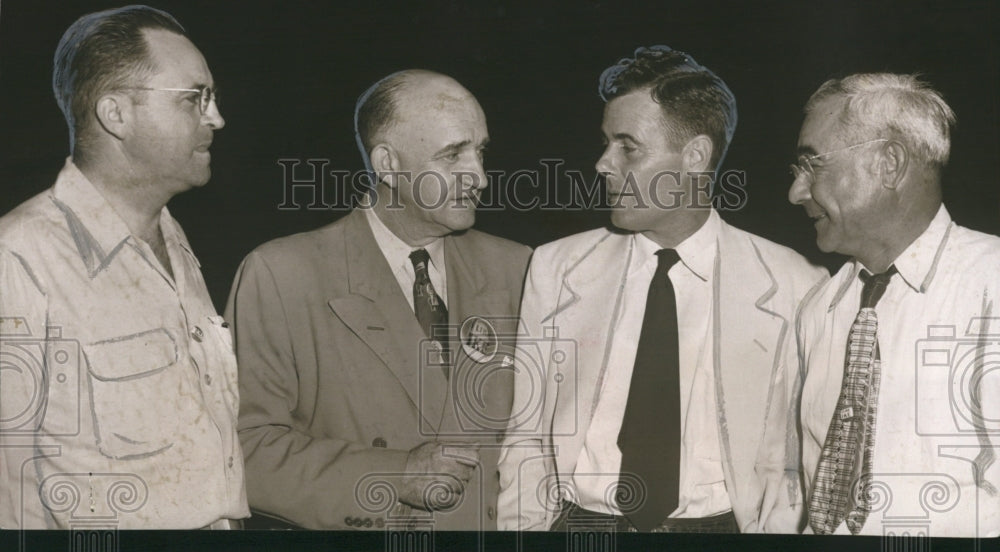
[796,145,819,157]
[184,81,216,91]
[433,138,490,157]
[607,132,640,143]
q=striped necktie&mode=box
[409,249,449,378]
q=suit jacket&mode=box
[497,220,828,532]
[225,210,531,530]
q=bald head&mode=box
[355,70,482,166]
[356,70,489,243]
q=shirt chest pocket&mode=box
[83,328,182,460]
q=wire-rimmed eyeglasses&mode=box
[122,85,220,114]
[789,138,888,180]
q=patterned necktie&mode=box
[808,266,896,535]
[409,249,449,378]
[617,249,681,531]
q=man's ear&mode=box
[370,143,399,188]
[877,140,908,190]
[94,93,129,140]
[681,134,714,173]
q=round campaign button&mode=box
[459,316,498,363]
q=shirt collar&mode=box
[363,207,445,274]
[828,204,953,309]
[635,209,720,281]
[892,204,952,293]
[50,158,179,277]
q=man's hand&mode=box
[397,441,480,511]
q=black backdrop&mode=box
[0,2,997,549]
[2,1,997,312]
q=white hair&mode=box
[805,73,956,167]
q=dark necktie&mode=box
[409,249,449,378]
[808,266,896,534]
[617,248,681,531]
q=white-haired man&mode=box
[791,73,1000,537]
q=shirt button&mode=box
[205,374,212,386]
[228,456,234,469]
[192,326,204,342]
[372,437,387,448]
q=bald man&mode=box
[225,70,531,530]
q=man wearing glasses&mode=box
[792,73,1000,537]
[0,6,245,528]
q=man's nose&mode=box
[203,98,225,130]
[788,172,811,205]
[595,147,614,175]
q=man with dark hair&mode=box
[792,73,1000,537]
[497,45,827,533]
[0,6,245,528]
[226,69,531,530]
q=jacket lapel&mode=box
[549,230,634,471]
[441,234,515,436]
[326,211,446,430]
[713,223,786,504]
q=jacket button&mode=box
[344,516,354,527]
[372,437,387,448]
[191,326,204,342]
[227,456,234,468]
[204,373,212,386]
[488,507,496,520]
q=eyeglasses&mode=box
[789,138,887,180]
[123,86,220,114]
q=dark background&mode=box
[0,2,996,549]
[2,0,998,311]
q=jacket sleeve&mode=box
[226,251,409,529]
[758,264,828,533]
[497,250,559,530]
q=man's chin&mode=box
[609,209,641,232]
[815,234,837,254]
[444,212,477,233]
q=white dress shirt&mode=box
[363,207,447,309]
[571,209,731,518]
[799,206,1000,537]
